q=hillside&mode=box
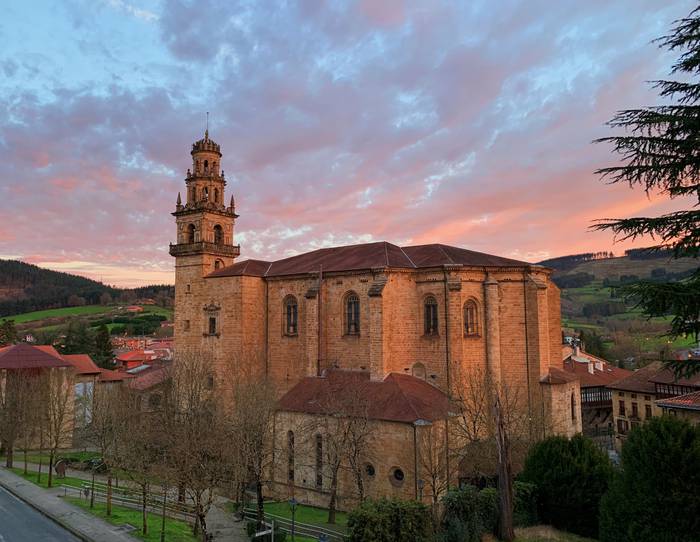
[0,259,173,318]
[541,252,699,362]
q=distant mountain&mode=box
[0,259,173,318]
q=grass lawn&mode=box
[2,305,112,324]
[8,467,87,489]
[2,451,101,465]
[264,501,348,530]
[514,525,597,542]
[65,497,196,542]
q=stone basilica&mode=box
[170,132,580,508]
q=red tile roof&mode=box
[278,369,451,424]
[116,350,158,362]
[62,354,101,375]
[656,390,700,411]
[207,241,529,278]
[98,369,135,382]
[563,351,631,388]
[0,343,71,370]
[127,366,169,391]
[608,361,700,394]
[540,367,579,385]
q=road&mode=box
[0,486,80,542]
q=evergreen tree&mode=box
[599,416,700,542]
[594,7,700,376]
[0,320,18,346]
[60,320,94,355]
[92,324,114,368]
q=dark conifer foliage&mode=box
[594,7,700,375]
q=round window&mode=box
[365,464,375,477]
[391,467,405,485]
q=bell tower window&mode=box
[213,225,223,245]
[187,224,196,243]
[204,159,209,173]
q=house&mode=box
[562,345,631,449]
[114,349,160,370]
[656,390,700,425]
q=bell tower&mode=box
[170,131,240,348]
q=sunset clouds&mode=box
[0,1,694,286]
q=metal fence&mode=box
[243,507,347,541]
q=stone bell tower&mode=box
[170,130,239,348]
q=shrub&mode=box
[348,498,432,542]
[513,481,537,527]
[440,485,498,542]
[520,434,612,538]
[599,416,700,542]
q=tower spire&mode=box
[205,112,209,140]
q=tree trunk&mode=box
[354,467,365,502]
[142,484,149,535]
[37,435,44,484]
[23,448,28,475]
[327,465,339,524]
[256,480,264,527]
[90,469,96,508]
[107,474,113,516]
[160,485,167,542]
[5,443,13,469]
[494,394,514,542]
[48,450,55,488]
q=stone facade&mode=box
[169,133,581,506]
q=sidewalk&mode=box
[0,467,137,542]
[3,463,249,541]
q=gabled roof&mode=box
[128,366,169,391]
[98,369,135,382]
[656,390,700,411]
[62,354,101,375]
[278,369,451,424]
[608,361,700,394]
[0,343,71,370]
[207,241,529,278]
[563,350,631,388]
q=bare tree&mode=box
[0,369,34,469]
[418,422,450,521]
[42,367,75,488]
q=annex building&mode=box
[170,132,581,508]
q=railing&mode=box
[169,241,240,258]
[62,481,196,523]
[243,507,347,541]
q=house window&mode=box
[424,296,438,335]
[184,320,190,331]
[287,431,295,483]
[345,293,360,335]
[617,419,627,434]
[208,317,217,335]
[632,402,639,418]
[186,284,191,293]
[284,296,298,336]
[645,404,652,418]
[464,300,480,336]
[315,434,323,489]
[619,400,626,416]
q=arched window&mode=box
[315,434,323,488]
[203,187,209,200]
[214,259,224,270]
[213,224,223,244]
[284,296,298,336]
[424,295,438,335]
[345,292,360,335]
[214,188,219,203]
[571,392,576,422]
[196,160,200,173]
[464,300,480,336]
[204,159,209,172]
[187,224,196,243]
[287,431,295,482]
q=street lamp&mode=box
[288,497,298,541]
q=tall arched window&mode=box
[424,295,438,335]
[464,300,480,336]
[204,159,209,172]
[571,392,576,422]
[315,434,323,488]
[187,224,196,243]
[213,224,223,245]
[284,296,298,336]
[345,292,360,335]
[214,188,219,203]
[287,430,295,482]
[214,259,224,270]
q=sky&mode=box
[0,0,694,287]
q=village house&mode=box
[169,131,581,507]
[656,390,700,424]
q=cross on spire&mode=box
[205,111,209,140]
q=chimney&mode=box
[574,344,580,357]
[595,360,603,372]
[587,362,594,374]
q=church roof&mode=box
[0,343,72,370]
[278,369,452,424]
[207,241,529,278]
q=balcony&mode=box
[169,241,240,258]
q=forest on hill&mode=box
[0,259,173,318]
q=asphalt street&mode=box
[0,486,80,542]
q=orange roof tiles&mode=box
[278,369,451,424]
[62,354,101,375]
[563,352,631,388]
[656,390,700,411]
